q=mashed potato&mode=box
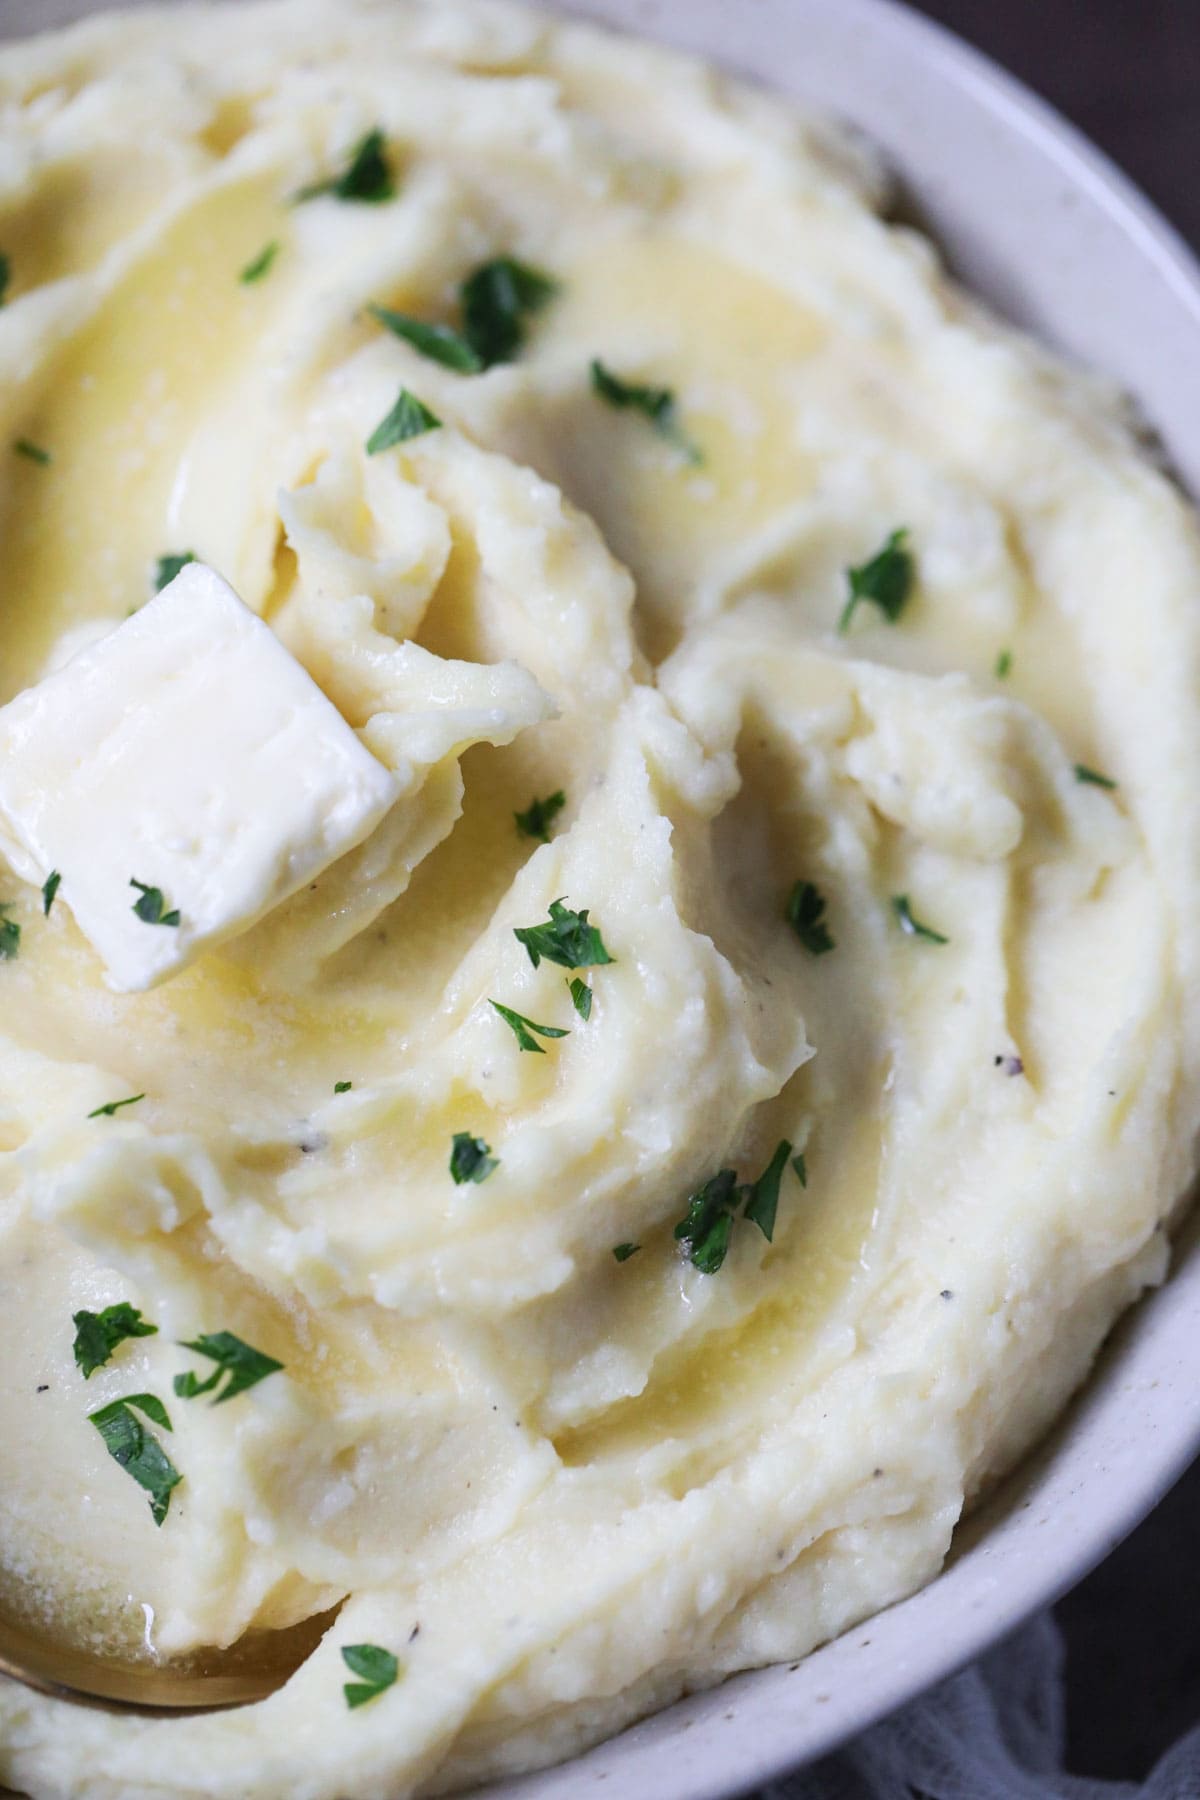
[1,2,1200,1796]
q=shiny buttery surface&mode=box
[1,4,1200,1799]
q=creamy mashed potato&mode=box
[1,2,1200,1796]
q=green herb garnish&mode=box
[1074,763,1117,791]
[41,870,61,915]
[514,790,566,842]
[568,977,592,1020]
[449,1131,498,1185]
[367,304,483,374]
[298,128,395,205]
[342,1643,399,1709]
[0,904,20,961]
[792,1151,808,1188]
[153,551,196,593]
[366,386,442,454]
[513,898,615,972]
[173,1331,283,1405]
[459,257,557,368]
[995,648,1012,679]
[837,528,914,633]
[87,1094,145,1119]
[891,894,949,944]
[0,253,9,307]
[489,999,570,1054]
[786,881,834,955]
[88,1393,180,1526]
[240,240,280,284]
[612,1242,640,1262]
[13,438,50,466]
[73,1303,158,1378]
[130,878,180,927]
[674,1141,799,1273]
[334,1080,353,1094]
[590,357,701,463]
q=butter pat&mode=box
[0,564,398,990]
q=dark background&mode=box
[910,1,1200,1782]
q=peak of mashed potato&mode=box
[1,3,1199,1798]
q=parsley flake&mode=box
[334,1080,353,1094]
[173,1331,283,1405]
[514,789,566,843]
[342,1643,399,1709]
[995,648,1013,679]
[674,1141,800,1273]
[89,1393,181,1526]
[787,881,834,955]
[891,894,949,944]
[513,898,615,972]
[0,904,20,960]
[0,253,9,306]
[1074,763,1117,791]
[87,1093,145,1119]
[837,528,914,633]
[73,1302,158,1378]
[240,240,280,285]
[153,551,196,593]
[568,977,592,1020]
[489,999,570,1054]
[13,438,50,466]
[612,1242,640,1262]
[459,257,557,368]
[368,304,483,374]
[366,386,442,454]
[792,1151,808,1188]
[449,1131,498,1185]
[130,878,180,927]
[41,870,61,915]
[590,358,702,463]
[298,128,395,205]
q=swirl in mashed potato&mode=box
[1,3,1199,1797]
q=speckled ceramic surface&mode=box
[4,2,1200,1797]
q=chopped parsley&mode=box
[459,257,557,368]
[837,528,914,633]
[0,253,9,306]
[13,438,50,466]
[568,977,592,1020]
[674,1140,799,1274]
[73,1302,158,1378]
[153,550,196,593]
[995,648,1013,679]
[514,789,566,842]
[612,1242,640,1262]
[590,357,701,463]
[368,304,483,374]
[792,1151,808,1188]
[489,999,570,1054]
[87,1093,145,1119]
[0,904,19,961]
[239,240,280,284]
[297,128,395,205]
[173,1331,283,1405]
[891,893,949,945]
[786,880,834,955]
[342,1643,399,1709]
[130,878,180,927]
[513,898,615,971]
[1074,763,1117,791]
[88,1393,181,1526]
[334,1080,353,1094]
[41,870,61,916]
[366,386,442,454]
[449,1131,498,1185]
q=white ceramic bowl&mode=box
[4,2,1200,1796]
